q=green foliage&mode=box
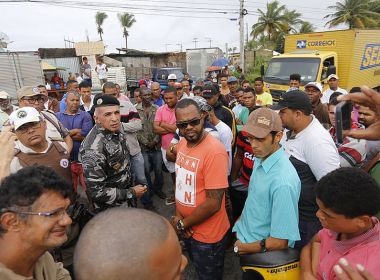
[245,56,271,82]
[325,0,380,28]
[95,12,108,41]
[117,13,136,50]
[249,1,314,52]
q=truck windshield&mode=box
[264,57,320,85]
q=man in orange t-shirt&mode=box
[170,98,229,280]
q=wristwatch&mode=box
[176,219,185,231]
[126,189,135,200]
[233,245,239,253]
[260,239,267,253]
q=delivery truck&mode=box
[262,29,380,101]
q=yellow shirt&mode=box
[256,91,273,106]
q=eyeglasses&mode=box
[176,118,201,129]
[16,122,42,134]
[1,206,74,220]
[176,87,183,90]
[22,96,46,104]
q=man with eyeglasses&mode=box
[0,166,73,280]
[170,98,230,280]
[15,86,73,154]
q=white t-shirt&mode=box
[280,115,340,180]
[321,87,347,104]
[215,121,233,175]
[96,63,107,79]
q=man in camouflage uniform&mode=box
[79,95,147,212]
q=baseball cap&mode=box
[271,90,312,112]
[227,76,238,83]
[93,94,120,108]
[202,84,218,98]
[168,74,177,80]
[17,86,43,100]
[0,91,10,99]
[327,74,339,80]
[192,96,212,112]
[242,108,282,138]
[304,82,322,92]
[9,107,41,131]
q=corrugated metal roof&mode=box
[39,48,77,58]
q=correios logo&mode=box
[296,40,306,49]
[296,39,336,49]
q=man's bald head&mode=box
[74,208,186,280]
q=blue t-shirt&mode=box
[56,110,93,161]
[233,147,301,247]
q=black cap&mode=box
[202,84,219,98]
[271,90,312,112]
[93,94,120,108]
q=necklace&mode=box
[186,131,208,149]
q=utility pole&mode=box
[192,38,198,48]
[177,44,183,52]
[239,0,245,72]
[225,43,228,58]
[205,37,212,48]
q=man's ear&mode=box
[355,215,372,229]
[0,212,22,233]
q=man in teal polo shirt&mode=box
[233,108,301,255]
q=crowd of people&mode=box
[0,67,379,280]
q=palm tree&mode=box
[95,12,108,41]
[282,9,303,34]
[298,21,315,33]
[117,13,136,51]
[250,1,287,40]
[324,0,380,28]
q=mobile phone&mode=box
[335,101,352,144]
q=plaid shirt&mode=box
[329,122,367,167]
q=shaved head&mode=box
[74,208,187,280]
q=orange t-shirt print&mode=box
[176,153,199,207]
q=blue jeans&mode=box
[130,152,152,206]
[142,149,164,193]
[184,233,227,280]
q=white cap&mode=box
[0,91,10,99]
[9,107,41,130]
[305,82,322,92]
[327,74,339,80]
[168,74,177,80]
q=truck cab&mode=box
[264,50,337,101]
[152,67,184,89]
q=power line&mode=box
[38,2,233,19]
[27,0,239,13]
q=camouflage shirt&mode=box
[79,124,134,211]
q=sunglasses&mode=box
[176,118,201,129]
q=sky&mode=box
[0,0,344,54]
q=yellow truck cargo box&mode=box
[264,29,380,100]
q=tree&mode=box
[95,12,108,41]
[250,1,287,40]
[117,13,136,51]
[324,0,380,28]
[298,21,315,33]
[282,9,303,34]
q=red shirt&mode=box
[236,131,254,186]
